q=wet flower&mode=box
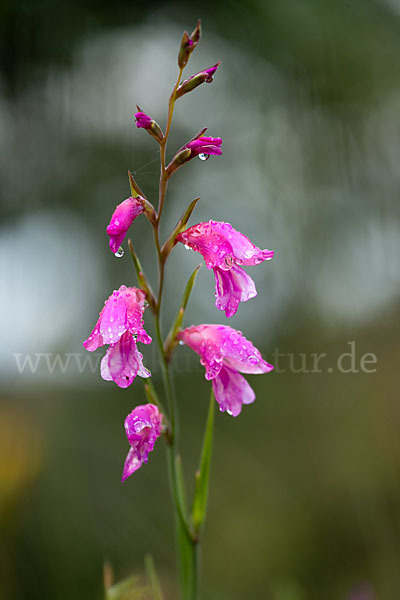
[122,404,163,481]
[134,110,164,143]
[166,134,222,175]
[177,220,274,317]
[83,286,151,387]
[176,63,221,99]
[106,196,144,254]
[177,324,273,416]
[186,136,222,158]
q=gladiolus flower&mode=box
[178,324,273,416]
[122,404,163,481]
[177,221,274,317]
[83,286,151,387]
[106,197,144,254]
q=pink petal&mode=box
[100,332,150,388]
[214,264,257,317]
[106,197,144,254]
[212,365,255,417]
[122,404,163,481]
[178,220,273,269]
[83,306,105,351]
[122,447,142,481]
[178,324,273,376]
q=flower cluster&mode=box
[82,23,275,481]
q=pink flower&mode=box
[176,62,221,99]
[122,404,163,481]
[177,221,274,317]
[135,111,153,129]
[106,197,144,254]
[83,286,151,387]
[134,110,164,142]
[185,136,222,158]
[166,133,222,175]
[177,324,273,416]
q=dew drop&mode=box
[178,340,185,346]
[115,246,124,258]
[248,355,258,365]
[198,153,210,161]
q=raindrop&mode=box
[248,355,258,365]
[198,153,210,161]
[115,246,124,258]
[178,340,185,346]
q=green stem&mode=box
[151,65,199,600]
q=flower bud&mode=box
[178,20,202,69]
[134,109,164,143]
[175,63,220,99]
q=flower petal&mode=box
[101,331,150,388]
[121,447,143,481]
[178,220,273,270]
[212,365,255,417]
[106,197,144,254]
[214,264,257,317]
[178,324,273,376]
[122,404,163,481]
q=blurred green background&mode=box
[1,1,400,599]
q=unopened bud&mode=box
[134,109,164,143]
[176,63,220,99]
[177,20,202,69]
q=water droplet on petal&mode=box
[115,246,124,258]
[198,153,209,161]
[178,340,185,346]
[184,244,191,250]
[248,355,258,365]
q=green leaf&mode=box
[160,197,200,260]
[128,170,145,199]
[128,240,157,311]
[164,264,201,360]
[105,575,149,600]
[192,388,215,534]
[144,555,165,600]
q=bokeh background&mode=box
[1,1,400,599]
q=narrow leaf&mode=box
[164,264,201,360]
[192,388,215,534]
[144,555,165,600]
[106,575,149,600]
[128,240,157,311]
[128,170,145,199]
[160,197,200,260]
